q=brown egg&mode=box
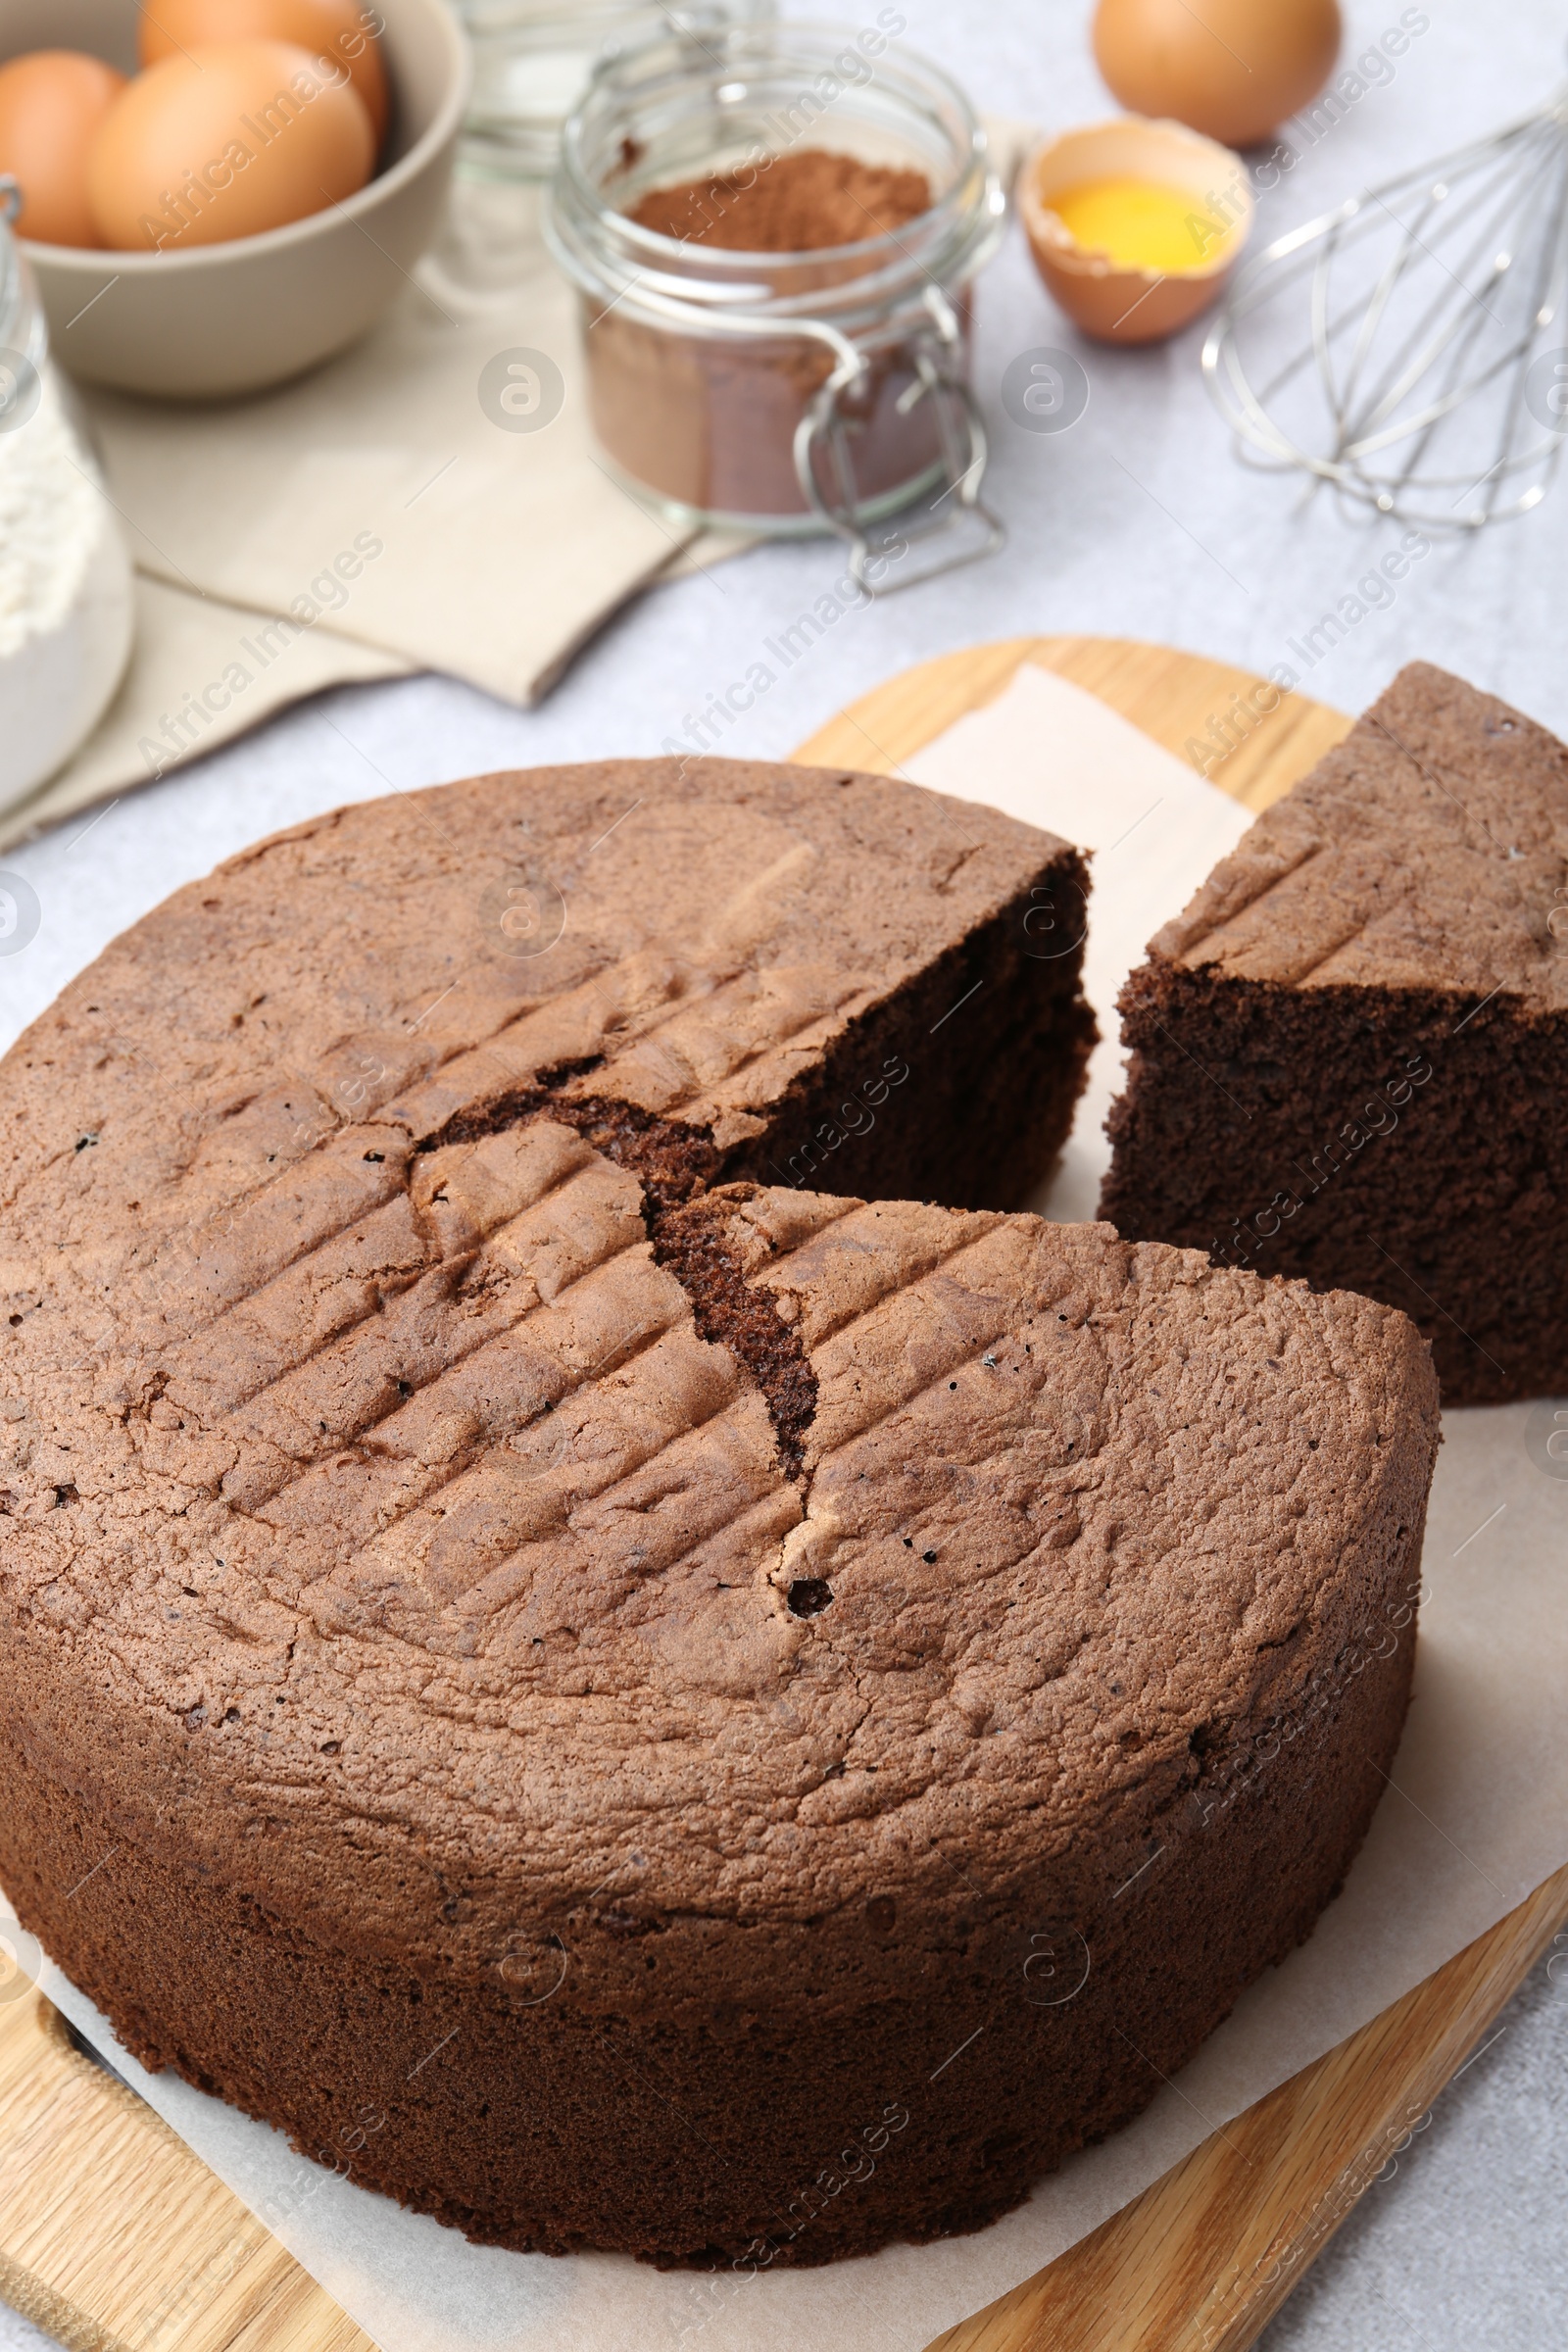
[0,51,127,247]
[1094,0,1342,148]
[138,0,388,142]
[87,40,374,253]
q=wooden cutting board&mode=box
[2,635,1564,2352]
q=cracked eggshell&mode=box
[1018,115,1253,346]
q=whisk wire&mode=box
[1204,89,1568,526]
[1342,168,1531,439]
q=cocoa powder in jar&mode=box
[625,149,931,249]
[586,149,951,520]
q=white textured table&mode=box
[3,0,1566,2342]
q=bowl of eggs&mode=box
[0,0,469,397]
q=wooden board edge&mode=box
[0,2249,111,2352]
[929,1859,1568,2352]
[0,1987,370,2352]
[1203,1857,1568,2349]
[790,635,1353,814]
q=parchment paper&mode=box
[9,662,1568,2352]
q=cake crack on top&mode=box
[419,1080,821,1483]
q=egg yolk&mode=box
[1051,177,1228,274]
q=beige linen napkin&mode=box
[79,183,689,707]
[77,200,691,696]
[0,575,411,852]
[0,178,694,850]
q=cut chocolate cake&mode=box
[1102,662,1568,1404]
[0,757,1439,2267]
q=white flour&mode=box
[0,377,102,658]
[0,370,132,809]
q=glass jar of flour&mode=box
[0,184,133,814]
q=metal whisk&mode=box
[1202,92,1568,530]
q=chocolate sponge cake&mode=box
[1102,662,1568,1403]
[0,757,1438,2267]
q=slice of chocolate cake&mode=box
[0,756,1439,2270]
[1102,662,1568,1403]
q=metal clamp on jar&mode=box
[546,19,1006,590]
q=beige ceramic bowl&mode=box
[1019,115,1251,346]
[0,0,469,396]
